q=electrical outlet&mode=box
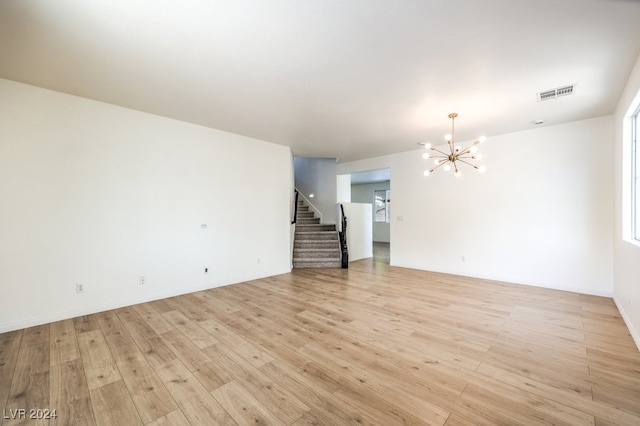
[204,267,208,273]
[139,276,145,285]
[76,283,84,293]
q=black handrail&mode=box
[291,190,299,224]
[338,204,348,269]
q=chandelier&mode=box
[422,113,486,177]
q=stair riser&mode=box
[296,225,336,232]
[293,250,340,259]
[294,241,340,249]
[293,199,342,269]
[297,218,320,224]
[295,232,338,240]
[293,261,342,269]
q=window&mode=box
[374,189,390,223]
[632,104,640,241]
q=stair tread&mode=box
[295,243,339,247]
[293,263,341,269]
[295,240,340,246]
[294,248,340,251]
[293,258,341,262]
[293,198,341,268]
[295,253,339,256]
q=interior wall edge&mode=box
[614,296,640,352]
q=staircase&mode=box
[293,198,342,268]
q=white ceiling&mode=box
[2,0,640,162]
[350,168,391,185]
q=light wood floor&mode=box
[1,255,639,425]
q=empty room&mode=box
[1,1,640,425]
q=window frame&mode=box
[374,189,390,224]
[632,103,640,242]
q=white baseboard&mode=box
[614,296,640,352]
[0,281,225,334]
[391,262,614,297]
[0,268,287,334]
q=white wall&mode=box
[351,181,391,243]
[0,79,293,333]
[336,174,351,203]
[294,157,337,223]
[614,53,640,349]
[341,203,373,262]
[338,116,614,296]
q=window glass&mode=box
[374,189,390,223]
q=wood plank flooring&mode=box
[1,248,640,425]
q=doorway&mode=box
[348,168,391,264]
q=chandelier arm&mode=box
[459,147,474,155]
[456,158,478,168]
[430,147,451,156]
[429,160,449,173]
[461,141,481,154]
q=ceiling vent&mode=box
[537,84,575,102]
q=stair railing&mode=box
[338,204,349,269]
[292,190,299,224]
